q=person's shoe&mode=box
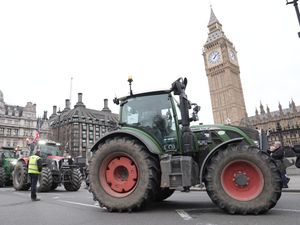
[31,198,41,201]
[283,184,289,188]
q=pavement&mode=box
[284,163,300,192]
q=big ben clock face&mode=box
[208,50,221,64]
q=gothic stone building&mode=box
[202,9,300,146]
[49,93,118,158]
[203,8,247,126]
[0,90,38,148]
[241,100,300,146]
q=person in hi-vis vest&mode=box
[28,150,42,201]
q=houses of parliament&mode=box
[203,8,300,146]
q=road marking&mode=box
[53,196,60,199]
[58,200,99,208]
[176,209,193,220]
[273,208,300,213]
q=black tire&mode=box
[64,168,82,191]
[204,144,282,215]
[13,161,30,191]
[38,167,53,192]
[0,167,5,187]
[51,182,59,190]
[155,188,175,201]
[89,137,160,212]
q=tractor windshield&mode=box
[121,93,178,150]
[38,144,62,157]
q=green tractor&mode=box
[0,147,17,187]
[88,77,282,214]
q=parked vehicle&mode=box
[0,147,17,187]
[88,77,282,214]
[13,140,82,192]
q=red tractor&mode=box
[13,140,82,192]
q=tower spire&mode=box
[208,7,220,26]
[206,7,226,44]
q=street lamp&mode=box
[286,0,300,38]
[57,108,61,143]
[276,122,284,145]
[127,75,133,96]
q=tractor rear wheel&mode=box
[89,137,160,212]
[13,161,30,191]
[155,188,175,201]
[204,145,282,215]
[64,168,82,191]
[38,167,53,192]
[0,167,5,187]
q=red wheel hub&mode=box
[100,155,138,197]
[221,160,264,201]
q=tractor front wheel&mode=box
[0,167,5,187]
[64,168,82,191]
[204,145,282,214]
[89,137,160,212]
[38,167,53,192]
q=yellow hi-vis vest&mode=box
[28,155,41,174]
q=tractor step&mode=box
[160,155,199,189]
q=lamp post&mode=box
[127,75,133,96]
[286,0,300,38]
[276,122,284,145]
[57,109,61,143]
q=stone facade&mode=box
[241,100,300,146]
[49,93,118,157]
[203,8,247,125]
[0,90,38,148]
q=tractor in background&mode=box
[0,146,17,187]
[13,140,82,192]
[88,77,282,214]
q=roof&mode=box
[50,104,118,126]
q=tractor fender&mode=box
[17,157,29,166]
[199,137,244,183]
[90,130,163,155]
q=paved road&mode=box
[1,184,300,225]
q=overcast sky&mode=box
[0,0,299,124]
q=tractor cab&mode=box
[119,91,180,153]
[116,78,200,154]
[30,140,63,158]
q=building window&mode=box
[82,139,86,147]
[6,129,11,136]
[82,130,87,139]
[0,128,4,135]
[13,129,18,136]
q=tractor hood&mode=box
[47,156,64,160]
[191,124,259,146]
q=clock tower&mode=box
[203,8,247,125]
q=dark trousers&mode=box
[29,174,39,200]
